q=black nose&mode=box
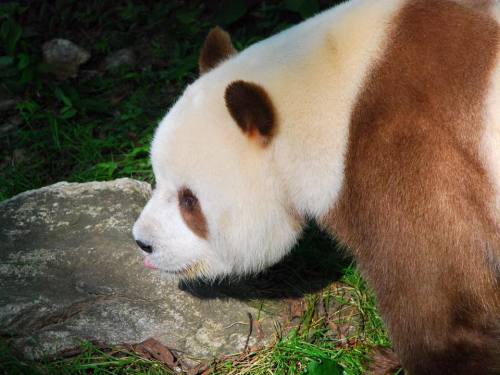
[136,240,153,253]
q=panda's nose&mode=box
[136,240,153,253]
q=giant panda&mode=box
[133,0,500,373]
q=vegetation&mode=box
[0,1,392,374]
[0,339,175,375]
[0,0,339,200]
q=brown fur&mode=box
[366,347,402,375]
[225,80,277,146]
[178,188,208,239]
[199,26,236,74]
[323,1,500,374]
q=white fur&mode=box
[133,0,406,278]
[482,6,500,224]
[269,0,406,218]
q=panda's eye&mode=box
[177,187,208,239]
[178,188,198,211]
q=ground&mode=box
[0,1,392,374]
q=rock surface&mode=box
[42,39,90,79]
[104,48,137,70]
[0,114,22,135]
[0,98,18,112]
[0,179,285,365]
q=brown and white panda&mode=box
[133,0,500,373]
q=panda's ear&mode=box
[199,26,237,74]
[224,80,277,146]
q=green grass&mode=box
[0,339,174,374]
[211,265,391,375]
[0,1,392,373]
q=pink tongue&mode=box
[143,257,158,270]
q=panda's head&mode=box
[133,28,303,280]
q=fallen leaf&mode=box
[133,338,177,368]
[289,298,307,318]
[187,363,209,375]
[254,319,265,341]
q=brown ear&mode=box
[224,80,277,146]
[199,26,237,74]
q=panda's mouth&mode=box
[143,256,158,270]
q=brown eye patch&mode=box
[178,188,208,239]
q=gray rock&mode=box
[104,48,137,70]
[0,98,18,112]
[0,114,22,135]
[42,39,90,80]
[0,179,284,366]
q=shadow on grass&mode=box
[180,223,351,300]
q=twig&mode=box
[243,312,253,352]
[224,321,249,330]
